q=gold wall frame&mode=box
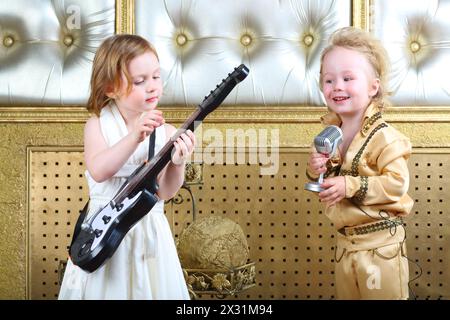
[116,0,134,34]
[1,0,450,124]
[0,0,450,299]
[352,0,370,31]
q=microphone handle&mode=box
[318,172,324,184]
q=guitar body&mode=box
[70,189,159,272]
[69,64,249,272]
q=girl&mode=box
[59,34,195,299]
[306,27,414,299]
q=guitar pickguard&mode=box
[90,191,142,250]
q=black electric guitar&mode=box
[69,64,249,272]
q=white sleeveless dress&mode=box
[58,104,189,300]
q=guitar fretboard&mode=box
[112,108,203,205]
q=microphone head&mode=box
[314,125,343,155]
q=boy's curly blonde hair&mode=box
[319,27,391,110]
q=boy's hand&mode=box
[133,110,165,142]
[319,176,346,207]
[307,152,329,175]
[171,130,196,166]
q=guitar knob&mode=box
[94,229,103,238]
[102,215,111,224]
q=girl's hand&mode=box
[307,152,329,175]
[133,110,165,142]
[171,130,196,166]
[319,176,346,207]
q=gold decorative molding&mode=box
[0,107,89,123]
[352,0,370,31]
[168,105,450,124]
[382,106,450,123]
[116,0,134,34]
[161,106,326,124]
[2,105,450,123]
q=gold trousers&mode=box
[334,223,409,300]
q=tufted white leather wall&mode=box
[0,0,115,105]
[3,1,450,107]
[135,0,351,106]
[372,0,450,105]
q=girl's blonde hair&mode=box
[319,27,390,109]
[87,34,159,116]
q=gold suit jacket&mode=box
[307,103,414,230]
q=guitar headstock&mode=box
[233,64,250,82]
[199,64,249,114]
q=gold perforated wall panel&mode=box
[28,147,88,299]
[407,148,450,299]
[27,148,450,299]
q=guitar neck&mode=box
[112,107,205,205]
[144,107,204,176]
[108,64,249,208]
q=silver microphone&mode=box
[304,125,343,192]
